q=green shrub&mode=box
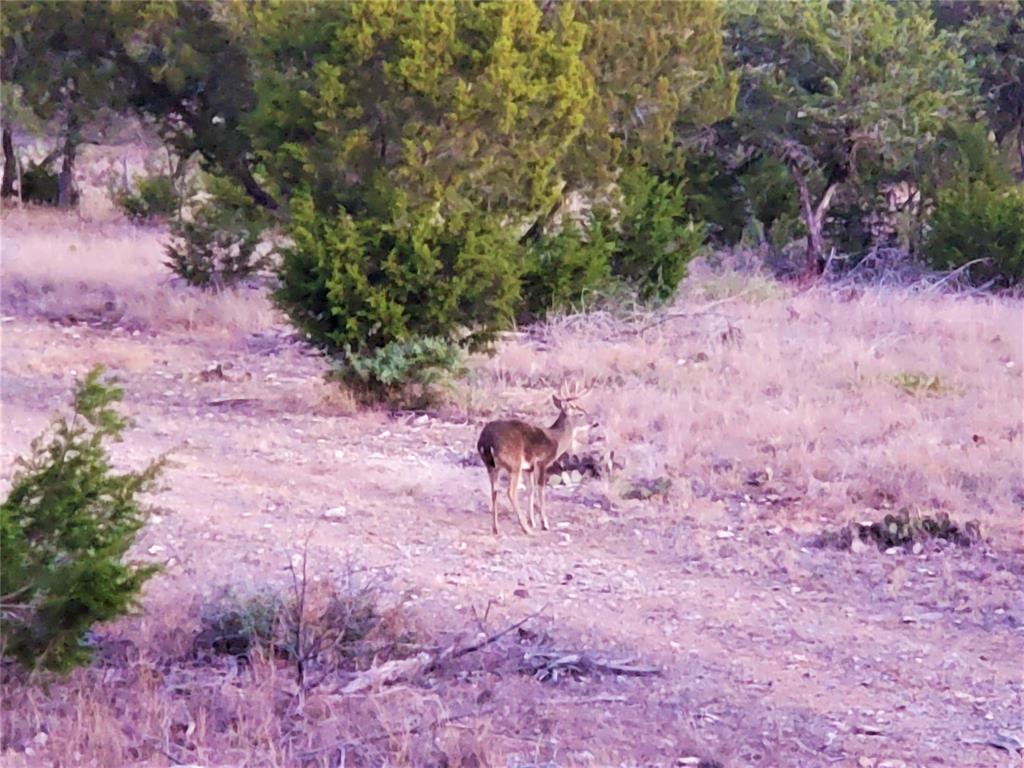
[115,174,179,222]
[0,367,162,672]
[609,165,706,303]
[519,216,615,322]
[277,192,519,401]
[739,156,802,249]
[337,337,465,408]
[925,182,1024,287]
[194,588,283,659]
[164,177,270,288]
[20,161,64,206]
[676,153,748,247]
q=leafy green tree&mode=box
[729,0,978,274]
[520,215,615,321]
[255,1,598,397]
[1,2,129,207]
[569,0,734,186]
[934,1,1024,177]
[109,1,278,210]
[248,0,591,222]
[1,368,162,672]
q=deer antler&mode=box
[557,378,591,402]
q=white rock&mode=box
[323,506,347,520]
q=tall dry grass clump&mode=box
[0,568,498,767]
[1,208,277,338]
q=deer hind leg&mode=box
[488,467,500,535]
[525,469,537,529]
[536,468,551,531]
[507,466,532,535]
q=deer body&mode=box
[477,383,590,536]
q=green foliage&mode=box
[520,217,615,321]
[112,2,276,209]
[675,153,748,247]
[115,173,179,222]
[194,588,283,659]
[609,165,705,303]
[193,569,411,684]
[570,0,735,188]
[729,0,978,269]
[738,156,802,247]
[248,0,591,221]
[818,509,981,551]
[938,1,1024,176]
[338,338,465,408]
[277,192,517,401]
[925,182,1024,286]
[0,367,162,672]
[279,193,520,355]
[2,1,133,206]
[923,122,1015,193]
[164,176,269,288]
[19,161,61,206]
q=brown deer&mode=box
[477,381,592,536]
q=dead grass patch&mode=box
[1,551,672,767]
[2,209,277,339]
[474,279,1022,542]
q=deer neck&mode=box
[543,410,574,459]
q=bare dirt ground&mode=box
[1,206,1022,767]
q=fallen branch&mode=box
[331,606,549,695]
[339,652,435,695]
[923,258,992,295]
[523,650,661,682]
[548,694,629,705]
[631,290,752,338]
[447,603,550,660]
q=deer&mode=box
[477,380,593,536]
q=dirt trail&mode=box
[3,308,1021,767]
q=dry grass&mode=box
[1,208,278,339]
[474,278,1022,541]
[1,602,479,768]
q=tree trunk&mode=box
[58,112,80,209]
[786,160,839,278]
[1017,122,1024,182]
[235,160,278,211]
[58,137,77,209]
[1,125,15,198]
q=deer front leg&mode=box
[507,467,532,535]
